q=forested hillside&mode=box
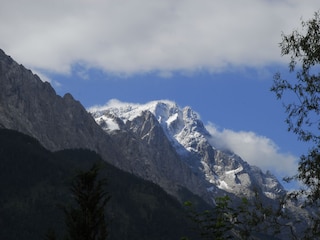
[0,129,205,240]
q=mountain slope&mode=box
[90,99,285,201]
[107,109,216,202]
[0,48,283,205]
[0,129,203,240]
[0,49,119,163]
[0,49,311,239]
[0,49,208,204]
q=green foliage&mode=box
[271,10,320,239]
[63,164,110,240]
[185,196,234,240]
[272,10,320,145]
[271,10,320,199]
[184,192,297,240]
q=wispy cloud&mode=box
[87,99,141,112]
[33,70,62,88]
[0,0,318,75]
[206,122,298,179]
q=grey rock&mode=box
[0,49,209,204]
[91,100,286,203]
[0,49,119,164]
[106,110,214,202]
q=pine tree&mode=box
[63,163,111,240]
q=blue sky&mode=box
[1,0,318,188]
[48,65,310,188]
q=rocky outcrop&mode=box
[0,49,210,204]
[106,110,214,202]
[0,49,119,164]
[91,100,286,203]
[0,49,285,206]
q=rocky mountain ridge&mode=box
[0,49,209,203]
[0,48,284,206]
[0,49,116,158]
[90,99,285,201]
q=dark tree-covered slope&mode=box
[0,129,203,240]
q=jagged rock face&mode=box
[90,100,285,201]
[0,49,118,162]
[103,110,213,201]
[208,150,284,198]
[0,48,284,205]
[0,49,211,203]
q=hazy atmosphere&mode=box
[1,0,319,187]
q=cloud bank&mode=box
[1,0,319,74]
[206,123,298,179]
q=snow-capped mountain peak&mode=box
[90,99,208,152]
[89,99,285,200]
[90,99,180,124]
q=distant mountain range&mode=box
[0,48,284,204]
[0,49,308,239]
[89,99,285,203]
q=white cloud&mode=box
[0,0,319,75]
[206,123,298,179]
[87,99,142,112]
[32,70,62,88]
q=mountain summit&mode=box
[0,49,207,203]
[90,99,285,201]
[0,49,125,167]
[0,48,284,205]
